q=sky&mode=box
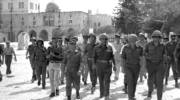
[39,0,119,15]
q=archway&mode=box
[29,30,37,39]
[39,30,49,41]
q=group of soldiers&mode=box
[1,29,180,100]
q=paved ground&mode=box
[0,45,180,100]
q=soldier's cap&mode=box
[37,39,44,44]
[99,34,108,40]
[128,34,138,43]
[151,30,162,38]
[139,33,145,38]
[115,34,121,38]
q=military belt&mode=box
[97,60,111,63]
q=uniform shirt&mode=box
[64,46,82,72]
[145,42,165,63]
[122,44,143,65]
[93,44,114,63]
[84,43,97,59]
[166,41,177,57]
[4,47,14,56]
[47,46,63,62]
[174,42,180,59]
[27,44,36,57]
[33,46,47,62]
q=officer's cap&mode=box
[151,30,162,38]
[128,34,138,43]
[99,34,108,40]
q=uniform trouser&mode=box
[87,59,97,87]
[147,62,165,100]
[115,62,121,79]
[29,58,36,80]
[125,64,140,98]
[96,62,112,97]
[82,61,88,82]
[5,55,12,74]
[49,62,61,93]
[60,64,65,82]
[35,62,47,87]
[165,61,178,81]
[66,71,80,96]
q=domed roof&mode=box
[46,2,60,13]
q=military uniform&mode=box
[122,34,143,100]
[33,40,47,89]
[93,36,115,99]
[27,44,37,81]
[165,40,178,85]
[145,30,166,100]
[64,37,82,100]
[174,42,180,79]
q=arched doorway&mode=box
[29,30,37,39]
[39,30,49,41]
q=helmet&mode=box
[139,33,145,38]
[151,30,162,38]
[128,34,138,43]
[99,34,108,40]
[30,37,36,41]
[37,39,44,45]
[169,32,176,36]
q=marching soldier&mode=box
[33,39,47,89]
[47,37,63,97]
[26,37,37,83]
[165,32,178,87]
[64,36,82,100]
[81,34,89,85]
[145,30,166,100]
[136,33,147,82]
[93,34,116,100]
[0,44,4,81]
[174,33,180,87]
[113,34,123,81]
[84,34,98,93]
[122,34,143,100]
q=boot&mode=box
[37,80,41,86]
[67,96,71,100]
[175,79,179,88]
[105,96,110,100]
[91,86,95,94]
[76,91,80,99]
[122,84,127,94]
[147,91,152,98]
[49,92,56,97]
[56,89,59,95]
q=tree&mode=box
[95,25,115,34]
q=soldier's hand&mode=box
[14,57,17,62]
[113,66,117,72]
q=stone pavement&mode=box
[0,49,180,100]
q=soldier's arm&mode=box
[12,48,17,60]
[26,46,29,58]
[121,46,127,68]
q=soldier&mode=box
[64,36,82,100]
[47,37,63,97]
[81,34,89,85]
[33,39,47,89]
[145,30,166,100]
[93,34,116,100]
[122,34,143,100]
[165,32,178,87]
[136,33,147,82]
[57,37,65,85]
[0,44,4,81]
[84,34,97,93]
[174,33,180,87]
[3,41,17,75]
[26,37,37,83]
[113,34,123,81]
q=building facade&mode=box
[0,0,112,42]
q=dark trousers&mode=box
[125,65,140,99]
[165,61,178,82]
[35,62,47,87]
[96,62,112,97]
[87,59,97,87]
[147,62,165,100]
[66,71,80,96]
[29,57,36,80]
[5,55,12,74]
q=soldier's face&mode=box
[152,37,161,42]
[89,37,96,43]
[69,43,76,51]
[171,36,176,41]
[100,38,108,45]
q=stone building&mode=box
[0,0,112,42]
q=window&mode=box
[8,3,13,10]
[33,17,36,25]
[69,20,72,24]
[30,2,34,9]
[43,16,49,26]
[49,16,55,26]
[19,2,24,9]
[21,17,24,25]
